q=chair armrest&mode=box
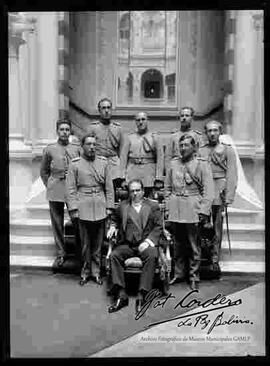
[105,234,117,259]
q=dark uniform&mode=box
[66,155,114,279]
[40,140,81,258]
[87,120,124,181]
[199,142,238,264]
[166,129,203,169]
[165,156,214,282]
[120,131,164,196]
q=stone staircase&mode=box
[10,202,265,274]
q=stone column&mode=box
[231,10,264,205]
[9,13,37,208]
[34,12,59,149]
[231,10,263,155]
[18,13,37,147]
[9,12,35,153]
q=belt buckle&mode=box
[138,158,142,164]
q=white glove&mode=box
[107,226,117,240]
[138,241,149,253]
[163,228,172,241]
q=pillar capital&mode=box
[9,13,36,58]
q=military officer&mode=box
[165,133,214,290]
[199,120,238,272]
[40,119,81,267]
[120,112,164,198]
[66,132,114,286]
[166,106,203,169]
[87,98,124,186]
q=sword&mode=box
[224,204,232,255]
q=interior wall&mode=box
[178,11,225,114]
[69,11,225,134]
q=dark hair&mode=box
[180,106,195,117]
[179,133,196,146]
[81,132,96,146]
[204,120,223,134]
[56,118,72,131]
[128,179,144,192]
[97,98,112,111]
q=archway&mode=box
[141,69,164,99]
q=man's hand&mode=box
[164,209,169,220]
[107,225,117,240]
[138,241,149,253]
[121,180,128,189]
[198,213,209,225]
[69,209,79,220]
[106,208,113,216]
[163,228,172,241]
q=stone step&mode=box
[10,216,264,242]
[10,255,265,274]
[25,204,69,220]
[224,224,264,242]
[10,235,57,256]
[10,218,69,237]
[226,207,264,225]
[23,204,264,224]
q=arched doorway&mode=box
[141,69,164,99]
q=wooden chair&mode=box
[105,221,173,295]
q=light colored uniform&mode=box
[165,156,214,223]
[165,155,214,282]
[166,128,203,170]
[66,155,114,221]
[87,120,124,180]
[120,131,164,188]
[199,141,238,264]
[40,140,81,202]
[40,140,81,257]
[199,142,238,205]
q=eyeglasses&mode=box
[135,118,147,121]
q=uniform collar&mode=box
[57,138,69,146]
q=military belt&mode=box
[172,189,200,197]
[129,157,155,164]
[79,187,103,194]
[51,173,66,180]
[212,172,226,179]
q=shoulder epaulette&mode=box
[197,156,207,161]
[193,129,202,135]
[90,120,99,125]
[221,142,231,146]
[48,141,57,146]
[171,128,178,134]
[97,155,107,161]
[171,156,180,161]
[112,121,121,126]
[70,141,80,146]
[199,142,208,148]
[71,157,80,163]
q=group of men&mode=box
[40,97,238,315]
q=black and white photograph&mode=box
[8,8,265,358]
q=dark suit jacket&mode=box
[112,198,162,247]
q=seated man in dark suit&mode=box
[107,179,163,314]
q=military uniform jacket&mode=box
[166,129,203,169]
[165,157,214,223]
[40,140,81,202]
[66,155,114,221]
[199,142,237,205]
[87,120,124,180]
[111,198,162,247]
[120,131,164,187]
